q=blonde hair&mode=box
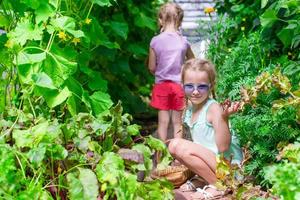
[181,58,217,99]
[158,3,184,31]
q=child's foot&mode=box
[190,184,226,200]
[179,175,207,192]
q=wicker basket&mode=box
[151,165,194,188]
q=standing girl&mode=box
[148,2,194,142]
[168,58,243,199]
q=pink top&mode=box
[150,31,190,83]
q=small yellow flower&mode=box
[228,48,232,52]
[72,37,80,45]
[288,52,292,56]
[204,7,215,14]
[57,31,67,41]
[85,18,92,24]
[242,18,246,21]
[4,39,13,48]
[241,26,245,31]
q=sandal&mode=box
[179,175,207,192]
[191,184,227,200]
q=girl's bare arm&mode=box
[207,103,231,153]
[148,48,156,74]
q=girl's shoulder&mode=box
[207,100,222,113]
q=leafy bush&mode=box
[264,142,300,200]
[204,0,300,192]
[0,103,173,199]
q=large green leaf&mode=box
[67,168,99,200]
[127,44,148,57]
[27,145,46,165]
[96,152,125,183]
[50,16,84,38]
[79,65,107,91]
[42,46,77,86]
[90,91,113,115]
[91,0,114,7]
[13,122,49,148]
[106,21,129,39]
[35,2,55,24]
[260,9,278,27]
[16,51,46,65]
[134,12,156,31]
[261,0,269,8]
[67,172,84,200]
[17,63,41,84]
[21,0,40,10]
[78,168,99,200]
[86,18,119,49]
[89,72,108,92]
[67,95,77,116]
[44,86,71,108]
[35,86,71,108]
[32,72,57,89]
[8,18,44,46]
[0,14,10,28]
[277,27,294,48]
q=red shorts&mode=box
[150,81,185,111]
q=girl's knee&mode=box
[168,138,181,155]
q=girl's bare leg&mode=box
[157,110,170,142]
[171,110,183,138]
[168,138,217,184]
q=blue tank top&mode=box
[183,99,243,164]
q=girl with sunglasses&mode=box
[168,58,243,199]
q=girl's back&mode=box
[150,31,190,83]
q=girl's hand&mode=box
[220,99,240,118]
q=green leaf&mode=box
[96,152,125,184]
[27,145,46,165]
[32,72,57,89]
[50,16,84,37]
[231,5,245,12]
[80,65,108,92]
[0,14,10,28]
[261,0,269,8]
[35,2,55,24]
[46,144,68,160]
[13,122,49,148]
[90,91,113,115]
[42,46,77,86]
[134,12,156,31]
[260,9,278,27]
[16,51,46,65]
[127,43,148,58]
[67,172,84,200]
[91,0,114,7]
[87,18,119,49]
[78,168,99,200]
[8,18,44,46]
[21,0,40,10]
[106,21,129,39]
[45,86,71,108]
[277,26,294,48]
[13,129,33,148]
[67,95,77,116]
[126,124,141,136]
